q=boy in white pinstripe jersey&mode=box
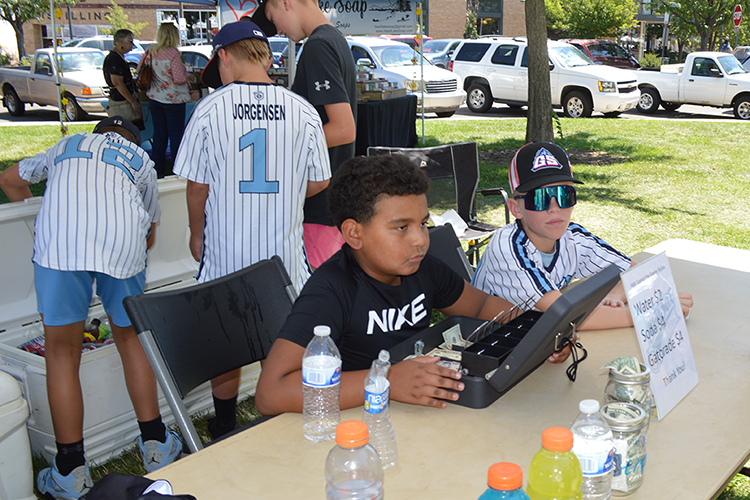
[172,21,330,440]
[472,141,693,330]
[0,116,180,499]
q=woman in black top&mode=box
[103,29,142,126]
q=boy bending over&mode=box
[0,116,179,499]
[472,141,693,330]
[255,155,570,416]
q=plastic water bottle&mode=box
[527,427,582,500]
[479,462,531,499]
[302,325,341,442]
[363,349,397,470]
[571,399,614,500]
[325,420,383,500]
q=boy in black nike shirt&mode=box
[255,155,571,415]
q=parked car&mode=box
[186,37,209,46]
[733,46,750,71]
[278,41,304,68]
[179,45,212,97]
[268,36,287,67]
[348,36,466,117]
[0,48,108,121]
[561,39,640,69]
[62,35,146,69]
[422,38,463,69]
[381,35,432,51]
[449,37,639,117]
[636,51,750,119]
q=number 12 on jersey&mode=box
[238,128,279,194]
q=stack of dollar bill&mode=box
[602,356,656,420]
[602,356,642,375]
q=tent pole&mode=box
[50,0,66,137]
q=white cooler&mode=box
[0,370,33,500]
[0,176,264,465]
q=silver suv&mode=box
[449,37,639,117]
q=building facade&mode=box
[427,0,527,40]
[23,0,216,54]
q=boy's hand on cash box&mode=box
[389,357,465,409]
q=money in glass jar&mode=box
[600,402,648,496]
[603,358,656,421]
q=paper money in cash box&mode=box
[389,264,622,409]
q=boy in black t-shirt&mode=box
[263,0,357,268]
[255,155,572,416]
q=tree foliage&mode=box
[662,0,736,51]
[0,0,74,58]
[465,11,478,39]
[100,1,148,37]
[546,0,637,39]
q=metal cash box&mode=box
[389,264,622,409]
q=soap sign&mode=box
[622,252,698,420]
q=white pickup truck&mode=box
[636,51,750,119]
[450,37,639,118]
[1,48,109,121]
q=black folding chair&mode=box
[123,256,297,453]
[427,224,474,283]
[368,142,509,264]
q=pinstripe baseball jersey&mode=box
[17,131,160,279]
[172,82,330,291]
[472,220,631,308]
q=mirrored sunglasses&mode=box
[513,185,577,211]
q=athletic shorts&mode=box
[34,263,146,328]
[303,223,345,269]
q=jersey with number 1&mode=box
[173,82,330,291]
[17,132,160,279]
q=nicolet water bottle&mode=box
[363,350,397,470]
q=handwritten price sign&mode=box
[622,252,699,420]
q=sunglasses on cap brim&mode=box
[513,185,577,211]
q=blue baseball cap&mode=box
[201,21,270,89]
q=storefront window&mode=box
[476,0,502,35]
[478,17,501,35]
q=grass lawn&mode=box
[3,117,750,498]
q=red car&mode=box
[562,39,640,69]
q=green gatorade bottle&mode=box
[527,427,583,500]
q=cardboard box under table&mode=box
[0,176,264,464]
[389,264,622,408]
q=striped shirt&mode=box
[172,82,330,291]
[472,220,631,308]
[18,132,160,279]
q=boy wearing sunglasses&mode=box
[473,142,693,330]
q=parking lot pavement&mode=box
[438,102,740,121]
[1,102,741,126]
[0,105,105,127]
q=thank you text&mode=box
[622,252,698,420]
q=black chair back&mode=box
[125,256,296,400]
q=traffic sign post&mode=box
[734,4,742,50]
